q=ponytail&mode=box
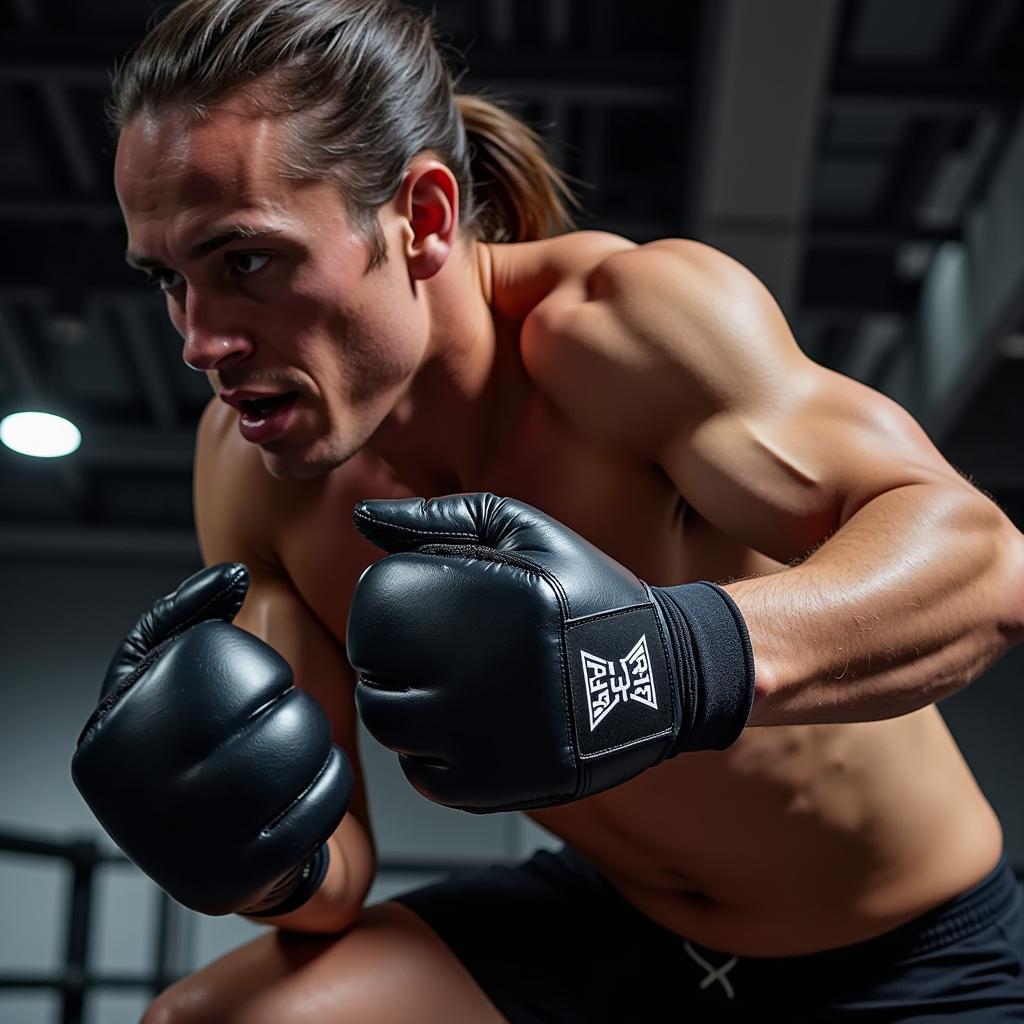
[457,94,580,244]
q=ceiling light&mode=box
[0,411,82,458]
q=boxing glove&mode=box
[347,493,756,812]
[72,563,352,916]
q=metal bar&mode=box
[829,95,1006,119]
[152,891,175,996]
[0,831,108,860]
[807,224,959,250]
[544,0,572,48]
[0,831,505,876]
[833,63,1024,100]
[0,524,200,564]
[0,974,180,990]
[0,64,109,87]
[486,0,513,48]
[150,890,196,996]
[591,0,613,52]
[38,79,100,196]
[62,840,97,1024]
[115,298,181,429]
[0,51,686,87]
[0,201,123,226]
[0,303,41,396]
[459,76,682,107]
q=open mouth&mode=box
[239,392,298,420]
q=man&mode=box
[71,0,1024,1020]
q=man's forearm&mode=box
[727,482,1024,727]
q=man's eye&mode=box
[148,269,184,292]
[230,253,270,275]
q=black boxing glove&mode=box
[72,563,352,917]
[347,493,756,813]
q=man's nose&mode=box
[183,329,252,372]
[180,292,253,372]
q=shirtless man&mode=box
[71,0,1024,1020]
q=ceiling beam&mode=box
[690,0,843,317]
[0,523,200,566]
[833,62,1024,101]
[0,202,123,227]
[829,94,1011,119]
[73,423,195,472]
[882,104,1024,440]
[114,298,180,430]
[37,79,101,196]
[0,48,687,93]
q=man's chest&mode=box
[272,401,757,645]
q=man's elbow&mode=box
[983,503,1024,647]
[1002,522,1024,646]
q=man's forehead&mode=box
[117,100,288,202]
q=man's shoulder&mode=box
[584,236,756,305]
[489,230,634,319]
[518,236,792,454]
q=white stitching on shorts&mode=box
[683,940,739,1000]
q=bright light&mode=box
[0,411,82,458]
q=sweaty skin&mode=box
[116,95,1020,976]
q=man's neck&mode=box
[363,239,525,494]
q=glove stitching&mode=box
[563,604,649,627]
[75,634,179,746]
[76,569,248,747]
[354,508,479,544]
[171,566,248,636]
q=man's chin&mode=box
[258,440,357,481]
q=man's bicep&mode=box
[662,367,967,565]
[615,245,971,562]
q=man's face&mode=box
[115,97,426,480]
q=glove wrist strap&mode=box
[243,843,330,918]
[651,582,756,756]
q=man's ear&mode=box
[397,159,459,281]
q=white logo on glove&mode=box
[580,634,657,732]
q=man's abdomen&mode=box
[529,706,1003,957]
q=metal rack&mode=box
[0,830,186,1024]
[0,828,487,1024]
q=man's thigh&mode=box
[143,902,508,1024]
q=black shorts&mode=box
[393,845,1024,1022]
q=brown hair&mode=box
[110,0,579,266]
